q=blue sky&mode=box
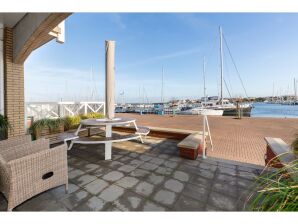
[25,13,298,103]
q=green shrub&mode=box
[63,115,81,131]
[247,157,298,211]
[80,112,104,120]
[30,118,64,132]
[291,135,298,155]
[0,114,10,139]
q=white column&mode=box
[105,124,112,160]
[105,40,115,120]
[0,23,4,115]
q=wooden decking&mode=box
[118,113,298,166]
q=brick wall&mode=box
[3,28,25,137]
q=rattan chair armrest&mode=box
[7,144,68,193]
[0,135,32,151]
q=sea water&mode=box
[251,103,298,118]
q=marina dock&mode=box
[118,113,298,166]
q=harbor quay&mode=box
[118,113,298,166]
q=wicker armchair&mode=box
[0,135,32,151]
[0,138,68,211]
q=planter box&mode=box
[179,144,206,160]
[265,145,284,168]
[34,125,64,140]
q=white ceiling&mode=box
[0,13,26,28]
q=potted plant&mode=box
[30,118,65,139]
[0,114,10,140]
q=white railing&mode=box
[26,101,105,120]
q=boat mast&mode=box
[203,56,207,106]
[294,78,297,101]
[161,65,164,103]
[219,26,224,106]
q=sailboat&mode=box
[179,57,224,116]
[202,26,252,117]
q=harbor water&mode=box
[251,102,298,118]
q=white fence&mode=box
[26,101,105,120]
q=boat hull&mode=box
[222,107,252,117]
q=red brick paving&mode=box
[118,113,298,166]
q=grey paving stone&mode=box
[60,190,91,210]
[182,183,209,203]
[174,195,205,211]
[238,171,258,180]
[189,175,212,188]
[129,159,144,166]
[150,157,165,165]
[118,164,136,173]
[164,179,184,193]
[81,163,100,173]
[68,169,84,179]
[218,162,237,170]
[139,162,159,171]
[173,171,189,182]
[117,150,130,155]
[129,152,139,158]
[84,179,109,195]
[139,154,154,162]
[212,182,238,198]
[72,174,97,187]
[184,159,200,167]
[89,166,113,177]
[49,185,71,200]
[198,169,215,179]
[142,201,166,211]
[102,171,124,182]
[199,162,217,172]
[219,167,237,176]
[164,161,178,169]
[158,154,170,159]
[129,168,150,178]
[216,174,237,185]
[115,176,139,189]
[155,166,174,176]
[135,181,154,197]
[107,161,125,169]
[118,156,132,162]
[208,191,238,211]
[112,154,123,160]
[237,177,255,189]
[178,164,200,176]
[147,173,165,185]
[153,189,177,206]
[98,185,125,202]
[114,191,143,211]
[74,196,106,211]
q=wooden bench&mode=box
[177,132,206,160]
[264,137,297,181]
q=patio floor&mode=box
[0,136,264,211]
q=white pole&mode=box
[219,26,224,106]
[105,40,115,120]
[202,115,206,159]
[203,56,207,106]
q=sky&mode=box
[25,13,298,103]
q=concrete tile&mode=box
[174,195,205,211]
[115,176,139,189]
[73,196,106,211]
[208,191,238,211]
[129,159,144,166]
[237,177,255,189]
[147,173,165,185]
[68,169,84,179]
[139,162,159,171]
[173,171,190,182]
[139,154,153,162]
[129,152,139,158]
[158,154,170,159]
[60,190,91,210]
[150,157,165,165]
[189,175,212,188]
[219,167,237,176]
[98,185,125,202]
[129,168,150,178]
[72,174,97,187]
[216,174,237,185]
[238,171,258,180]
[107,161,125,169]
[182,183,208,203]
[142,201,166,211]
[49,185,71,200]
[212,182,238,198]
[198,169,215,180]
[118,156,132,162]
[114,191,143,211]
[184,159,200,167]
[155,167,174,176]
[199,162,218,172]
[134,181,154,197]
[164,179,184,193]
[102,171,124,182]
[118,165,136,173]
[163,161,178,169]
[89,166,113,178]
[153,189,177,206]
[84,179,109,195]
[81,163,100,173]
